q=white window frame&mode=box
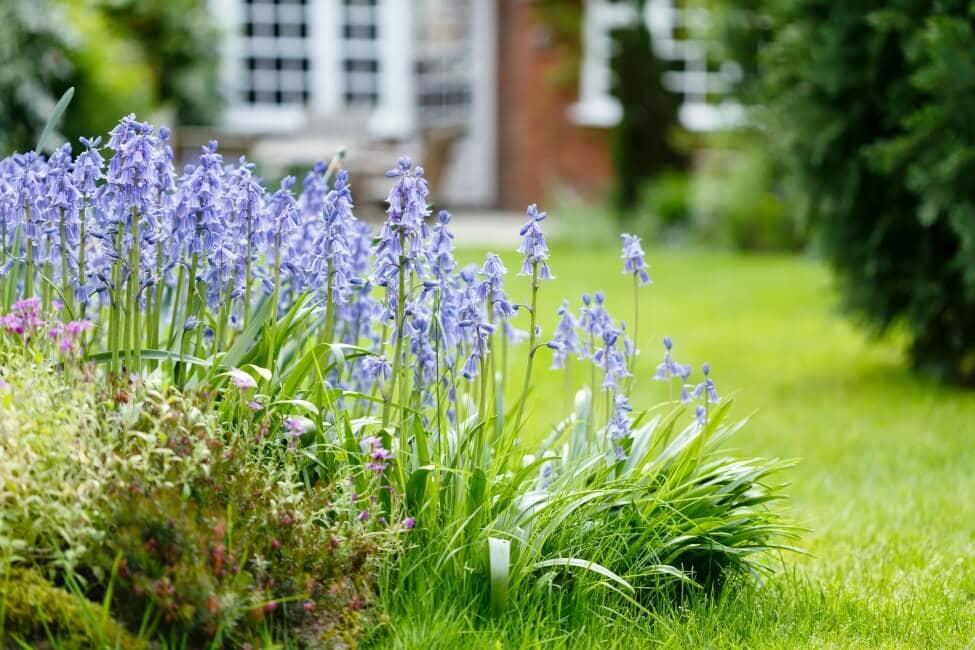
[214,0,417,137]
[571,0,742,132]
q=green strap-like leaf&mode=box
[86,349,210,367]
[36,87,75,152]
[532,557,634,592]
[488,537,511,617]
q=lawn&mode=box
[375,244,975,649]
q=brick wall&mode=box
[497,0,613,210]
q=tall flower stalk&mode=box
[512,204,552,434]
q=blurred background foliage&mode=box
[0,0,219,154]
[710,0,975,382]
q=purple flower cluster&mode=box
[1,112,717,473]
[361,436,393,474]
[0,298,91,354]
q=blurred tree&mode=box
[609,0,686,215]
[96,0,221,126]
[0,0,220,154]
[715,0,975,383]
[0,1,77,152]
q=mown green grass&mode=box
[371,244,975,649]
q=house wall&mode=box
[497,0,613,210]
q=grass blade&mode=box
[36,87,74,152]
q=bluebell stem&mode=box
[513,203,552,435]
[378,158,430,458]
[45,144,82,315]
[223,156,266,327]
[312,169,357,344]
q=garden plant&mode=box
[0,111,795,646]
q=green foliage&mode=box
[375,244,975,648]
[693,143,804,251]
[0,355,106,571]
[358,383,793,636]
[96,0,222,126]
[0,0,220,154]
[718,0,975,382]
[95,397,380,646]
[0,567,140,649]
[640,171,693,232]
[610,0,687,215]
[0,1,76,153]
[0,340,393,647]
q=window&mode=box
[572,0,741,131]
[643,0,742,131]
[340,0,381,107]
[413,0,473,127]
[239,0,312,106]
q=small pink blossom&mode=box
[227,367,257,391]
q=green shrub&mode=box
[0,339,392,647]
[94,407,382,647]
[0,356,107,571]
[640,171,693,232]
[693,144,804,251]
[0,567,140,649]
[719,0,975,381]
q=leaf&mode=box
[532,557,633,592]
[488,537,511,616]
[272,399,319,416]
[568,387,592,461]
[87,349,210,367]
[219,296,273,371]
[406,467,430,515]
[244,364,273,382]
[36,87,74,152]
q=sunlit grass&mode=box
[372,244,975,648]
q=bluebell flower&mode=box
[692,362,720,403]
[550,299,579,369]
[427,209,457,281]
[106,114,161,208]
[592,328,630,390]
[517,203,553,280]
[375,157,430,286]
[299,160,331,219]
[578,290,613,359]
[695,405,707,427]
[607,392,632,460]
[653,336,691,382]
[361,354,392,386]
[73,136,104,195]
[310,169,358,306]
[479,253,516,319]
[621,233,651,286]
